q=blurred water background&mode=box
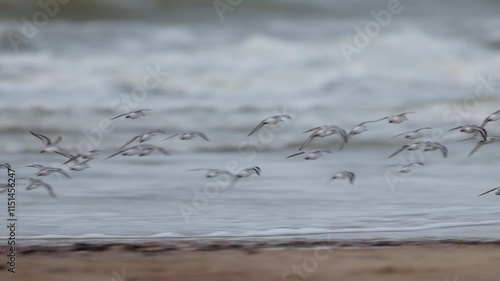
[0,0,499,242]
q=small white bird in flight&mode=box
[190,166,261,186]
[466,136,500,156]
[348,117,388,140]
[386,112,416,124]
[248,114,292,136]
[111,109,150,120]
[19,177,57,198]
[120,129,168,149]
[300,125,348,151]
[30,131,64,153]
[107,144,168,159]
[422,141,448,158]
[25,164,72,178]
[480,110,500,128]
[286,149,332,160]
[388,142,423,158]
[478,187,500,197]
[163,131,210,142]
[235,166,261,179]
[386,161,424,174]
[449,125,487,141]
[328,171,355,185]
[56,150,101,165]
[70,160,91,172]
[389,127,432,140]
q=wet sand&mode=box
[1,240,500,281]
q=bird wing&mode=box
[478,188,498,197]
[400,112,416,116]
[41,181,57,198]
[30,131,51,145]
[437,143,448,158]
[278,114,292,120]
[389,130,413,139]
[347,172,355,184]
[286,152,305,158]
[302,126,323,134]
[195,131,210,141]
[299,134,316,151]
[120,136,139,149]
[106,149,127,159]
[468,142,483,157]
[448,126,463,132]
[110,113,126,120]
[51,168,72,178]
[388,144,409,158]
[415,127,432,132]
[163,133,180,141]
[359,117,388,125]
[155,146,169,155]
[248,121,267,136]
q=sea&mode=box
[0,0,499,244]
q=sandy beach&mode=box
[1,240,499,281]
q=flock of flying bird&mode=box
[1,108,500,198]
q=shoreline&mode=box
[1,239,499,281]
[4,238,500,254]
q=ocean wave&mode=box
[11,220,500,241]
[0,0,496,21]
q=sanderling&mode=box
[163,131,210,142]
[422,141,448,158]
[69,160,91,172]
[478,187,500,197]
[386,112,416,124]
[286,149,332,160]
[25,164,72,178]
[235,166,261,178]
[120,129,168,149]
[386,161,424,174]
[248,114,292,136]
[449,125,487,141]
[111,109,150,120]
[467,136,500,156]
[328,171,355,185]
[190,167,260,187]
[300,125,348,151]
[480,110,500,128]
[389,127,432,140]
[19,177,56,198]
[347,117,388,140]
[388,142,423,158]
[56,150,101,165]
[30,131,65,153]
[106,144,168,159]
